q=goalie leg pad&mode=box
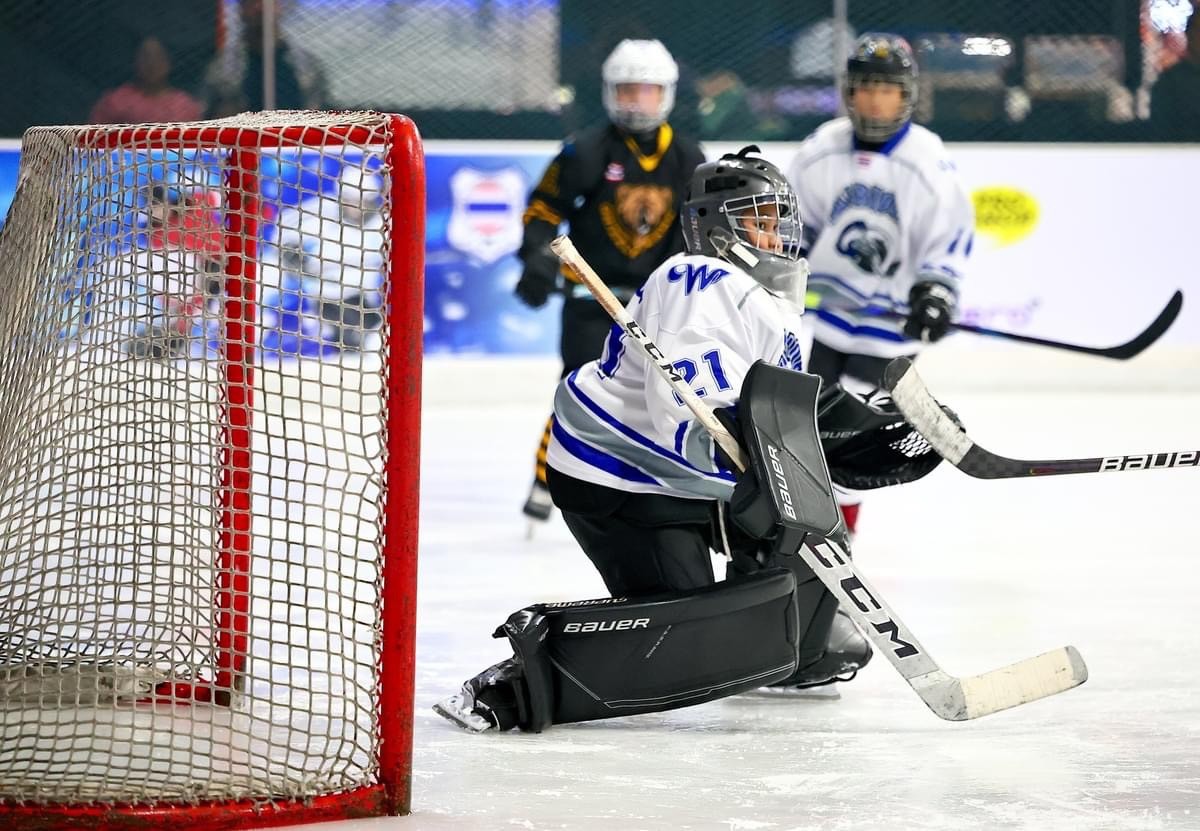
[728,546,859,685]
[437,568,800,732]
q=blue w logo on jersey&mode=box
[667,263,728,295]
[830,184,899,223]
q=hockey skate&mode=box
[761,608,872,697]
[433,659,523,732]
[432,691,495,733]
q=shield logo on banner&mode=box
[447,167,526,264]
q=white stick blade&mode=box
[951,646,1087,721]
[885,358,973,465]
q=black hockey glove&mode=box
[817,383,963,490]
[514,247,560,309]
[903,281,957,343]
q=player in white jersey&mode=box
[787,33,974,538]
[103,247,213,359]
[546,146,870,690]
[435,150,961,732]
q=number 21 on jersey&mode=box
[671,349,731,406]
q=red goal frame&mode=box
[0,113,424,829]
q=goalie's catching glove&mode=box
[817,383,962,490]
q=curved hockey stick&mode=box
[885,356,1200,479]
[551,234,1087,721]
[949,290,1182,360]
[811,290,1183,360]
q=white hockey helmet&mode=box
[601,39,679,133]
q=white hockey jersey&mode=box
[787,119,974,358]
[546,252,807,502]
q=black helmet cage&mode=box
[843,33,918,143]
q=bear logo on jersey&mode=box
[599,183,677,258]
[615,184,674,236]
[835,220,900,277]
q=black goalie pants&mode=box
[546,467,719,596]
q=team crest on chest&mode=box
[614,184,673,236]
[599,184,677,258]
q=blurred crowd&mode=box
[0,0,1196,142]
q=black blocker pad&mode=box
[735,362,843,555]
[499,567,799,730]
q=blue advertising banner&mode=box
[423,146,560,355]
[0,142,18,223]
[1,138,1196,363]
[0,140,565,359]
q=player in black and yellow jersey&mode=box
[515,38,705,528]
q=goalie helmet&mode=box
[842,33,918,143]
[601,39,679,133]
[681,146,808,308]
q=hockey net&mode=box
[0,111,423,827]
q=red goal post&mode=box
[0,111,423,827]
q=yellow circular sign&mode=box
[972,186,1038,246]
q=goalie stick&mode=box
[885,356,1200,479]
[811,290,1183,360]
[550,234,1087,721]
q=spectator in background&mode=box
[204,0,328,117]
[696,71,787,140]
[1151,8,1200,140]
[89,36,203,124]
[790,17,857,83]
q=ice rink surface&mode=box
[317,352,1197,831]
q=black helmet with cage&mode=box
[843,33,918,143]
[681,145,808,307]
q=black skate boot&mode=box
[433,658,524,732]
[768,607,872,694]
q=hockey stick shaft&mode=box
[885,357,1200,479]
[551,235,1086,720]
[812,290,1183,360]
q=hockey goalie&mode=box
[435,147,957,732]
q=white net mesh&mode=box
[0,111,413,808]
